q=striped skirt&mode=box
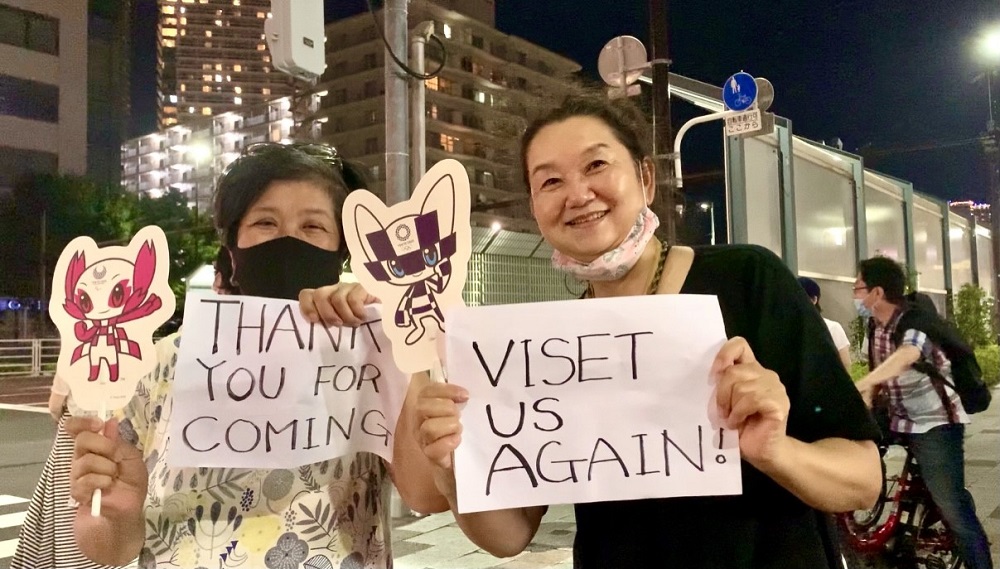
[10,412,125,569]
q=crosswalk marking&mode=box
[0,537,18,561]
[0,511,27,529]
[0,496,28,508]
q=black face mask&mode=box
[230,236,343,300]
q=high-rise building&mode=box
[315,0,580,231]
[0,1,88,191]
[122,95,298,214]
[950,200,991,226]
[130,0,580,233]
[156,0,296,128]
[88,0,133,186]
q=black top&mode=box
[572,245,880,569]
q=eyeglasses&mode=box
[853,286,869,292]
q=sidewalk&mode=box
[389,390,1000,568]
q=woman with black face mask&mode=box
[62,143,436,569]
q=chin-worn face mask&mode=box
[551,206,660,282]
[230,236,343,300]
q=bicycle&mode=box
[836,437,961,569]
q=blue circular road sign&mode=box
[722,72,758,111]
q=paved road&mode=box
[1,380,997,569]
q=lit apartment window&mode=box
[215,19,222,26]
[233,64,242,72]
[202,107,212,115]
[215,74,222,82]
[202,74,212,81]
[234,86,242,94]
[428,103,438,119]
[425,77,439,91]
[233,0,240,4]
[180,17,186,24]
[169,94,178,103]
[180,84,187,91]
[162,27,177,37]
[188,106,195,112]
[257,44,266,51]
[202,85,211,92]
[442,23,452,39]
[440,134,458,152]
[164,17,177,25]
[206,30,212,37]
[215,63,222,70]
[163,6,175,14]
[257,11,265,18]
[234,96,242,104]
[225,75,231,81]
[163,39,175,47]
[262,87,271,95]
[263,55,270,62]
[202,64,211,70]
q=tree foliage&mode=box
[0,174,216,318]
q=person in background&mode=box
[798,276,852,370]
[11,375,125,569]
[854,256,993,569]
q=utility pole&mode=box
[983,70,1000,341]
[410,22,435,188]
[39,209,47,335]
[648,0,676,242]
[384,0,409,205]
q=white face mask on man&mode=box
[854,297,873,319]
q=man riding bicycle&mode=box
[853,256,992,569]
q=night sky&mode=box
[131,0,1000,204]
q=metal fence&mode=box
[0,338,60,378]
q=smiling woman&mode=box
[396,88,885,569]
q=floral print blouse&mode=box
[119,334,392,569]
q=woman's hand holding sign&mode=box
[711,336,881,512]
[67,416,147,564]
[711,336,791,471]
[299,282,378,327]
[416,382,469,473]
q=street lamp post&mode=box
[979,27,1000,339]
[699,201,715,245]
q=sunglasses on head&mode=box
[223,142,344,177]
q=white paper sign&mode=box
[167,291,409,469]
[446,294,743,513]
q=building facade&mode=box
[950,200,991,226]
[156,0,296,128]
[130,0,580,233]
[122,95,300,213]
[314,0,580,231]
[0,0,88,191]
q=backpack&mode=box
[891,302,992,414]
[904,291,938,316]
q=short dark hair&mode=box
[519,87,651,191]
[797,276,822,312]
[213,246,238,294]
[212,143,369,260]
[857,256,906,303]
